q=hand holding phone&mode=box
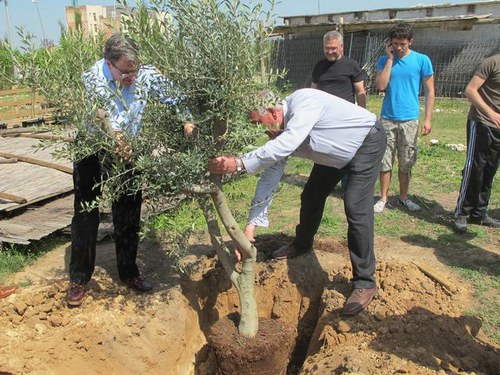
[384,39,394,58]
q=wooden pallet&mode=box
[0,87,56,129]
[0,134,73,213]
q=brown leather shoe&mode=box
[66,283,86,306]
[125,276,152,292]
[0,285,17,299]
[342,288,377,316]
[272,244,309,260]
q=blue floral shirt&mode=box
[82,58,181,135]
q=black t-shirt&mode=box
[311,56,365,103]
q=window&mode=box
[354,12,364,21]
[389,10,397,19]
[305,16,312,24]
[426,8,433,17]
[467,4,476,14]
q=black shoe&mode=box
[454,216,467,233]
[125,276,152,292]
[469,215,500,228]
[272,244,310,260]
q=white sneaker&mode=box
[399,198,421,212]
[374,199,386,213]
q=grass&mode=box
[1,95,498,342]
[0,234,66,285]
[454,267,500,342]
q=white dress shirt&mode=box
[243,88,377,226]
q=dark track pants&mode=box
[69,153,142,285]
[293,122,387,289]
[455,119,500,220]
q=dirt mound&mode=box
[1,278,204,374]
[303,260,499,375]
[0,237,498,374]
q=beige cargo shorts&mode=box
[380,118,419,173]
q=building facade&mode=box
[271,1,500,97]
[65,5,170,39]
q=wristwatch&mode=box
[235,157,244,173]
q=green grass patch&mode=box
[0,234,67,284]
[454,267,500,341]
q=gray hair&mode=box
[104,33,139,64]
[258,89,281,108]
[323,30,343,44]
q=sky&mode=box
[0,0,491,48]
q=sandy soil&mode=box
[0,227,499,374]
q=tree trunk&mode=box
[199,175,258,338]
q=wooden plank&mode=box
[0,97,34,107]
[0,134,74,166]
[0,88,31,96]
[0,192,27,204]
[412,261,453,293]
[2,132,74,143]
[0,151,73,174]
[2,187,73,212]
[0,135,73,213]
[0,194,74,244]
[1,107,52,121]
[0,126,51,135]
[0,158,17,164]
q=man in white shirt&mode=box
[209,88,386,315]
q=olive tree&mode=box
[12,0,278,338]
[119,0,278,338]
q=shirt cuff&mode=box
[240,156,260,174]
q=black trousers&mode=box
[69,152,142,285]
[293,122,387,289]
[455,119,500,219]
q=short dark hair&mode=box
[388,23,413,41]
[104,33,139,64]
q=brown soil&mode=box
[1,227,499,374]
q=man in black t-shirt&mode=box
[312,31,367,192]
[311,30,366,108]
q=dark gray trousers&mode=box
[293,122,387,288]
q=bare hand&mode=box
[384,40,394,59]
[183,122,196,137]
[488,111,500,128]
[235,224,256,262]
[208,156,238,174]
[114,132,133,161]
[421,120,432,136]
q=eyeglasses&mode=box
[108,59,138,79]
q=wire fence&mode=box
[270,32,500,98]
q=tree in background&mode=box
[0,40,17,89]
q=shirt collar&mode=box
[281,99,288,127]
[97,58,114,82]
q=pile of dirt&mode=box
[0,235,499,374]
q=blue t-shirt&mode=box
[377,51,434,121]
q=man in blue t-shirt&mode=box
[374,23,435,213]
